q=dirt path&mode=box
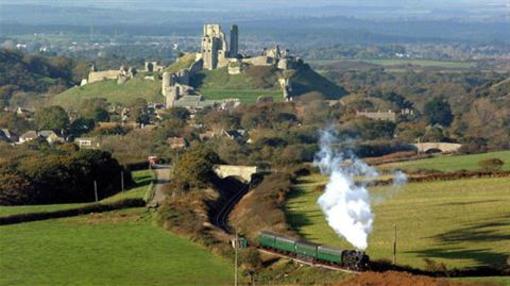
[149,165,171,207]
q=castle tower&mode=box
[229,25,239,58]
[201,24,229,70]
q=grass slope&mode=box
[379,150,510,173]
[51,77,163,109]
[164,53,196,74]
[0,170,153,217]
[192,64,345,103]
[0,208,233,286]
[286,175,510,269]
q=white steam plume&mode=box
[314,128,378,250]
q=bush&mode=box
[478,158,504,171]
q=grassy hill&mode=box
[286,175,510,269]
[0,208,233,286]
[163,53,196,74]
[52,54,346,107]
[51,77,163,109]
[192,63,346,103]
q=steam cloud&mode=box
[314,128,408,250]
[314,129,377,250]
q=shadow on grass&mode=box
[285,187,316,237]
[436,199,503,207]
[411,212,510,267]
[409,247,508,267]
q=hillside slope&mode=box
[191,63,346,103]
[51,77,163,109]
[52,56,347,108]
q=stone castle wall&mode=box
[88,70,120,84]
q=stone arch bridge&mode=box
[213,165,259,182]
[413,142,463,154]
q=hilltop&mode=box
[51,56,346,107]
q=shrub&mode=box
[478,158,504,171]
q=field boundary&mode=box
[0,199,145,225]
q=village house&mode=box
[355,110,397,122]
[19,130,39,143]
[167,137,188,150]
[38,130,65,144]
[74,137,101,149]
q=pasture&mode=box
[378,150,510,173]
[0,170,153,217]
[286,175,510,269]
[0,208,233,286]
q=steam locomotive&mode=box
[258,231,369,271]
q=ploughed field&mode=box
[286,174,510,269]
[0,208,233,286]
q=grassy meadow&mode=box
[51,77,164,109]
[0,208,233,286]
[286,175,510,269]
[378,150,510,173]
[0,170,153,217]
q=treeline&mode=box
[0,142,130,205]
[0,49,89,108]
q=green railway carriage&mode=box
[317,245,343,264]
[258,232,277,248]
[257,232,369,270]
[295,242,318,259]
[275,236,296,253]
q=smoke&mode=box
[314,128,377,250]
[393,170,408,186]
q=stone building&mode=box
[356,110,397,122]
[201,24,230,70]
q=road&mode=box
[149,164,171,207]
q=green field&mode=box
[51,77,164,109]
[286,175,510,269]
[379,150,510,173]
[0,170,153,217]
[0,208,233,286]
[363,59,476,69]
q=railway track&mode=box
[258,248,359,274]
[214,184,249,232]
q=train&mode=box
[258,231,370,271]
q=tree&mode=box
[0,112,33,134]
[172,145,220,191]
[34,106,69,131]
[79,98,110,122]
[164,107,190,121]
[423,97,453,127]
[69,117,95,136]
[129,98,150,124]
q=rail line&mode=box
[258,248,359,274]
[214,184,249,232]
